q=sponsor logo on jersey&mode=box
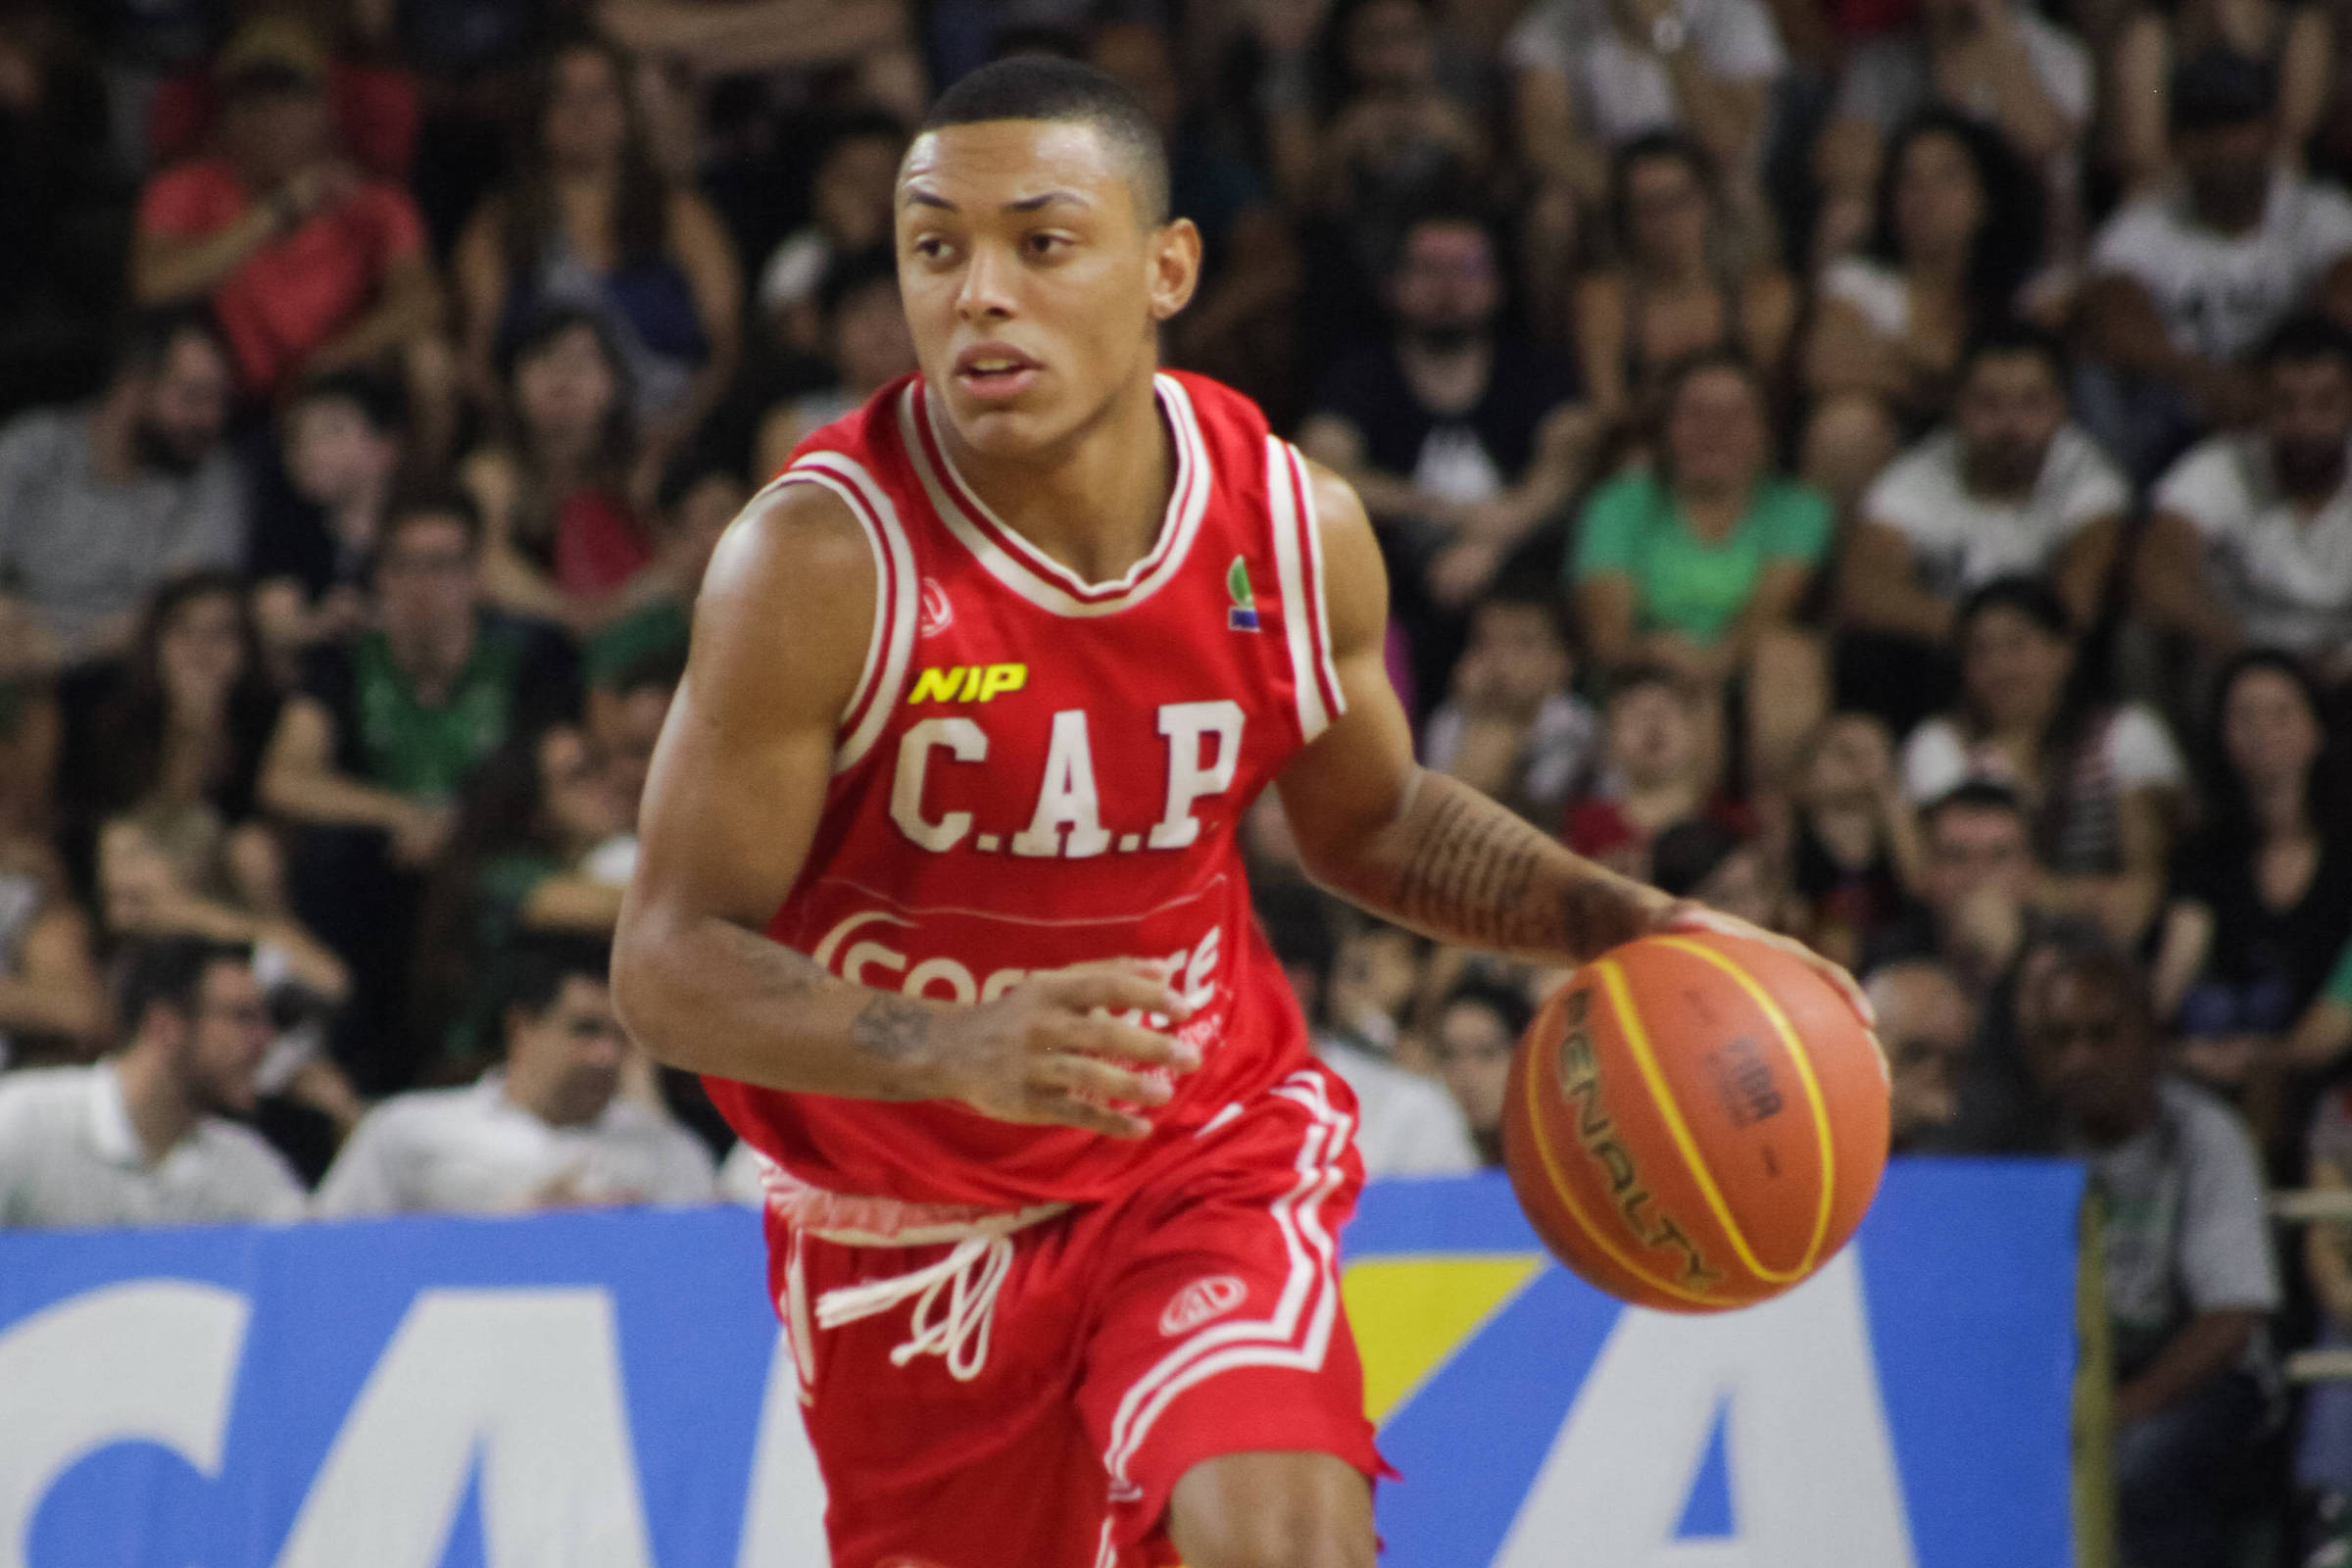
[1159,1274,1250,1337]
[917,577,954,638]
[1226,556,1259,631]
[906,663,1028,705]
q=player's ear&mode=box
[1147,217,1202,322]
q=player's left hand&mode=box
[1654,902,1878,1036]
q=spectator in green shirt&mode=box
[258,491,578,1091]
[1571,349,1835,797]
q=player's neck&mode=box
[936,372,1175,586]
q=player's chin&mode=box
[941,396,1057,454]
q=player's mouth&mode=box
[954,344,1043,402]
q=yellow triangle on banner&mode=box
[1342,1255,1545,1425]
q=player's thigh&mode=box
[1165,1450,1375,1568]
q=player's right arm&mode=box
[611,482,1198,1139]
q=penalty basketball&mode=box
[1500,928,1890,1313]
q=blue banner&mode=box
[0,1160,2083,1568]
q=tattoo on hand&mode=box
[850,993,932,1060]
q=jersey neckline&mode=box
[897,373,1212,618]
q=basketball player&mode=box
[613,58,1867,1568]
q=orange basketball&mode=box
[1500,928,1890,1313]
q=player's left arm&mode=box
[1274,463,1871,1015]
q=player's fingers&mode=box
[1663,905,1878,1030]
[1038,961,1193,1022]
[1029,1086,1154,1140]
[1037,1049,1173,1109]
[1051,1015,1201,1072]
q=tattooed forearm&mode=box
[1384,773,1661,961]
[849,991,934,1061]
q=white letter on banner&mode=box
[735,1331,830,1567]
[273,1289,654,1568]
[0,1281,250,1568]
[1494,1251,1916,1568]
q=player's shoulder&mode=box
[701,468,880,632]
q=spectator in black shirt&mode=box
[251,368,407,681]
[2152,653,2352,1160]
[62,570,283,889]
[1299,209,1592,702]
[2157,652,2352,1043]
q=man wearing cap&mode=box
[2079,48,2352,479]
[129,19,443,413]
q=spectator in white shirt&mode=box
[2079,50,2352,480]
[0,936,305,1227]
[1901,576,2187,946]
[2022,945,2278,1568]
[1838,324,2129,725]
[1262,885,1478,1178]
[2137,314,2352,675]
[315,936,714,1215]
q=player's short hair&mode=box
[1437,973,1534,1041]
[818,244,901,321]
[113,305,229,381]
[1476,571,1573,649]
[2169,47,2274,133]
[1957,319,2068,387]
[288,365,409,436]
[383,486,483,556]
[1604,662,1698,710]
[117,936,254,1036]
[923,56,1171,224]
[1921,779,2029,836]
[1955,572,2072,642]
[506,934,612,1021]
[2260,312,2352,375]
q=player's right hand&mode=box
[933,960,1200,1140]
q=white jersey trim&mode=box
[1289,441,1347,726]
[775,451,918,775]
[900,376,1212,618]
[1099,1068,1354,1494]
[1266,438,1335,742]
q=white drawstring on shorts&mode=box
[814,1228,1019,1382]
[756,1154,1066,1385]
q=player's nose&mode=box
[956,240,1019,320]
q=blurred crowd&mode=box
[0,0,2350,1559]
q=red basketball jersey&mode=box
[704,371,1348,1210]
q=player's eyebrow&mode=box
[1007,190,1090,214]
[901,187,956,211]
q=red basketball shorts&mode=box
[760,1063,1385,1568]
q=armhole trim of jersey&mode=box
[774,451,917,774]
[1265,437,1347,743]
[1290,441,1347,725]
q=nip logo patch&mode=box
[1160,1274,1250,1337]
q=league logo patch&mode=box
[1160,1274,1250,1337]
[919,577,955,639]
[1226,557,1260,631]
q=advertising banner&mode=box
[0,1160,2083,1567]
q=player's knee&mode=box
[1169,1454,1376,1568]
[1187,1510,1373,1568]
